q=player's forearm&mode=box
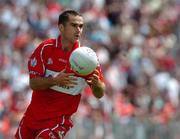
[91,81,105,99]
[29,77,57,91]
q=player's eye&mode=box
[71,23,83,29]
[71,23,76,27]
[79,24,83,29]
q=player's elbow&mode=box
[94,91,104,99]
[93,83,105,99]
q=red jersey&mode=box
[25,35,103,129]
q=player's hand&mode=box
[54,69,78,88]
[86,69,100,87]
[86,69,105,98]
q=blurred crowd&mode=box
[0,0,180,139]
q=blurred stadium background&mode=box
[0,0,180,139]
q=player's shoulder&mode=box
[32,38,56,56]
[39,38,56,48]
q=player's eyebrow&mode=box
[71,23,84,28]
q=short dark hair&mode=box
[58,9,82,25]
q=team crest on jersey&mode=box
[47,58,53,65]
[30,57,37,67]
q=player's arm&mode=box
[91,79,105,99]
[86,70,105,99]
[30,69,77,91]
[30,76,56,90]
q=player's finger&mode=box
[65,77,78,84]
[92,74,99,79]
[58,80,77,86]
[60,69,66,73]
[61,75,77,82]
[68,84,77,88]
[68,76,78,81]
[65,73,75,77]
[69,81,78,85]
[86,79,92,85]
[61,80,78,88]
[88,75,98,81]
[54,69,67,77]
[93,69,99,75]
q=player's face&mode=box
[61,15,84,44]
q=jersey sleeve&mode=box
[28,44,46,78]
[82,63,104,81]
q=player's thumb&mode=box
[60,68,66,73]
[53,69,66,77]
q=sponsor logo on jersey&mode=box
[58,58,67,63]
[58,85,70,89]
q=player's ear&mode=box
[58,24,64,32]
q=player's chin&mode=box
[74,35,80,41]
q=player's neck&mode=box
[61,38,73,52]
